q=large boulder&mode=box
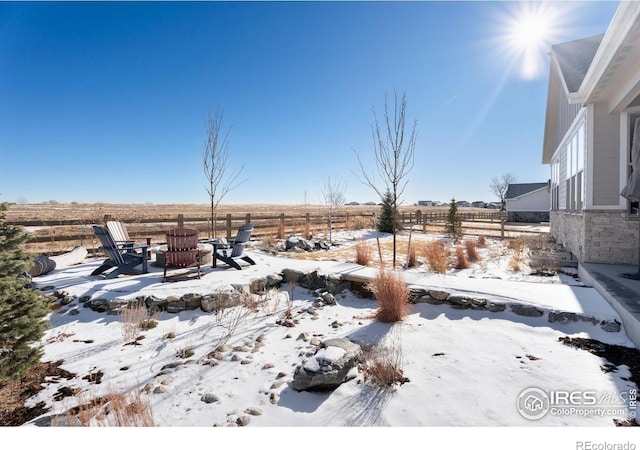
[289,338,362,392]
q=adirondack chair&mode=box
[106,220,151,256]
[91,225,149,278]
[163,228,201,282]
[213,223,256,270]
[106,220,134,247]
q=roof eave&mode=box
[579,2,640,104]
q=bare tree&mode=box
[320,177,347,245]
[203,107,246,238]
[489,172,516,211]
[354,91,417,268]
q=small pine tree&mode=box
[377,190,402,233]
[0,202,50,384]
[444,197,463,242]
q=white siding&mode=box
[506,188,550,212]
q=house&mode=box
[457,201,471,208]
[417,200,434,206]
[505,183,550,223]
[541,2,640,264]
[472,201,486,208]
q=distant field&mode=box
[5,202,504,256]
[4,202,449,222]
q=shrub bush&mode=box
[423,240,450,274]
[406,244,418,268]
[464,239,481,262]
[360,332,408,387]
[369,268,408,323]
[355,239,373,266]
[455,246,470,269]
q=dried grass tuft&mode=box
[423,240,450,274]
[369,268,408,323]
[360,331,408,387]
[455,246,470,269]
[464,239,481,262]
[355,239,373,266]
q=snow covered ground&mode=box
[9,230,640,448]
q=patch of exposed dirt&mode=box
[0,360,75,426]
[559,336,640,427]
[559,336,640,387]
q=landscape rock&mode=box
[166,301,187,313]
[487,302,507,312]
[429,289,449,301]
[181,293,203,310]
[600,320,621,333]
[510,304,544,317]
[85,297,129,313]
[236,415,251,426]
[548,311,598,325]
[446,295,473,308]
[282,268,305,284]
[201,393,219,404]
[321,292,337,305]
[244,407,263,416]
[289,337,362,392]
[201,291,242,312]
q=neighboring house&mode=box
[505,183,550,223]
[472,201,486,208]
[457,201,471,207]
[417,200,434,206]
[541,2,640,264]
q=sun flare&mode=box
[510,11,551,49]
[495,2,567,80]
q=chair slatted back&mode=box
[93,225,125,265]
[106,221,131,244]
[165,228,199,268]
[230,223,254,258]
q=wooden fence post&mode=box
[103,214,111,225]
[177,214,184,228]
[279,214,285,239]
[226,214,232,241]
[246,213,251,225]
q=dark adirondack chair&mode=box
[163,228,201,282]
[91,225,149,279]
[214,223,256,270]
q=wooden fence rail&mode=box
[8,209,506,256]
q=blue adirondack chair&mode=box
[214,223,256,270]
[91,225,149,278]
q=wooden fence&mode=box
[9,209,506,256]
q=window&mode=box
[550,160,560,210]
[626,113,640,215]
[563,122,584,212]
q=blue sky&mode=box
[0,1,621,205]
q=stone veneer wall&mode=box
[550,211,585,261]
[551,210,639,264]
[583,210,638,264]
